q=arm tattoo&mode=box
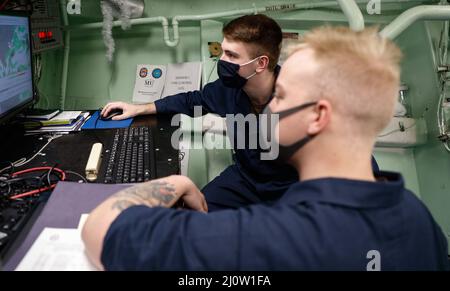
[111,200,136,211]
[110,181,177,212]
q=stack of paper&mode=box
[15,214,98,271]
[24,111,90,133]
[18,109,61,120]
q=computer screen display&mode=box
[0,13,34,124]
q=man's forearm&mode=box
[138,103,157,115]
[82,179,179,269]
[109,180,178,211]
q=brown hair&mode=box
[223,14,282,71]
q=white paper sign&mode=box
[162,62,202,97]
[132,64,166,104]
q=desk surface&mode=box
[1,114,180,180]
[3,182,131,270]
[0,114,180,269]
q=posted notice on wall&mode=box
[132,64,166,104]
[161,62,202,97]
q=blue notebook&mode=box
[81,111,133,129]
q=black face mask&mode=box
[217,57,259,88]
[260,101,317,162]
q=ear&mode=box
[256,55,270,72]
[307,100,331,135]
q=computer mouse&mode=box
[100,108,123,121]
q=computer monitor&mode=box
[0,12,34,125]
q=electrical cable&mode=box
[65,170,88,183]
[0,134,63,174]
[378,122,417,138]
[206,58,218,83]
[0,179,11,196]
[10,185,54,200]
[0,161,14,176]
[9,166,66,200]
[0,0,11,10]
[46,164,57,187]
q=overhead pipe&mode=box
[68,0,370,47]
[69,15,169,30]
[161,0,422,46]
[66,0,429,47]
[69,2,331,47]
[165,1,363,47]
[336,0,364,31]
[381,5,450,39]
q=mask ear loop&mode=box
[241,56,266,79]
[276,101,318,119]
[263,102,318,161]
[240,56,261,67]
[245,71,257,79]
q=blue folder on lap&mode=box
[81,111,133,129]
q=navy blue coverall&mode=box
[154,67,379,211]
[101,171,449,270]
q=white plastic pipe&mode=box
[381,5,450,39]
[65,0,428,47]
[166,1,343,47]
[69,15,168,29]
[67,1,364,47]
[337,0,364,31]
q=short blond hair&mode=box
[289,26,402,136]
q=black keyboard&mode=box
[103,127,156,184]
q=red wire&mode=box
[0,0,11,11]
[12,167,66,179]
[10,184,56,200]
[10,166,66,200]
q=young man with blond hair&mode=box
[83,26,449,270]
